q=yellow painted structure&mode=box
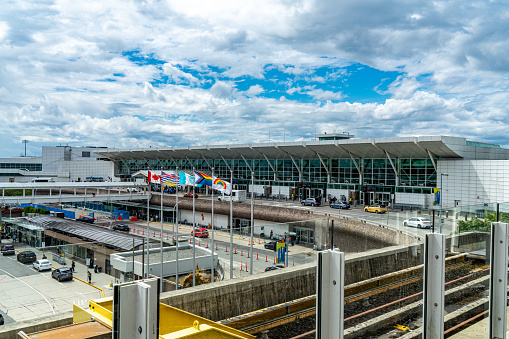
[73,296,254,339]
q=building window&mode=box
[82,151,90,158]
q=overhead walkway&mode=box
[0,182,148,205]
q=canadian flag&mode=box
[147,170,161,184]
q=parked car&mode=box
[0,233,11,239]
[264,264,285,272]
[364,204,387,214]
[301,198,321,206]
[76,216,95,223]
[191,228,209,238]
[17,251,37,264]
[403,217,432,229]
[0,312,4,325]
[184,193,199,198]
[1,244,15,256]
[264,241,278,251]
[33,259,52,272]
[52,267,73,282]
[329,201,350,209]
[112,224,130,232]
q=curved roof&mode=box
[93,135,509,161]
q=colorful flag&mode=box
[194,171,213,186]
[147,170,161,184]
[161,171,178,186]
[433,188,440,206]
[213,176,232,194]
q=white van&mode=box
[30,177,55,183]
[218,190,247,202]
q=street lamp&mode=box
[171,201,182,290]
[439,173,449,233]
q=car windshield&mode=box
[421,218,431,222]
[60,268,71,273]
[40,260,50,264]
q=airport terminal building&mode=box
[96,135,509,209]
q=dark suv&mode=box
[264,241,279,251]
[17,251,37,264]
[113,224,130,232]
[1,245,15,256]
[52,267,73,282]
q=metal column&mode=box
[316,250,344,339]
[423,233,445,339]
[489,222,509,339]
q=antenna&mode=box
[22,140,29,157]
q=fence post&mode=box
[423,233,445,339]
[489,222,508,338]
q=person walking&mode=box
[71,260,75,272]
[87,271,92,284]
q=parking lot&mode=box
[0,242,107,325]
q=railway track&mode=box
[220,253,493,338]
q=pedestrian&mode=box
[270,230,273,240]
[87,271,92,284]
[71,260,75,272]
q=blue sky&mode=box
[0,0,508,157]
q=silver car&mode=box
[33,259,52,272]
[403,217,432,229]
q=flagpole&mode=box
[175,166,179,290]
[147,178,151,279]
[192,167,196,287]
[229,170,233,279]
[211,168,215,284]
[249,171,254,274]
[160,167,164,292]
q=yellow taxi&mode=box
[364,204,388,214]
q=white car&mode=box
[403,217,432,229]
[33,259,52,272]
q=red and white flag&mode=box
[147,170,161,184]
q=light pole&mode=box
[439,173,448,233]
[169,200,182,290]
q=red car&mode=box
[191,228,209,238]
[184,193,199,198]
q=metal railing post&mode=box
[489,222,508,339]
[423,233,445,339]
[316,250,344,339]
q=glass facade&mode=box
[115,156,437,195]
[0,163,42,171]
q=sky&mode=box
[0,0,508,157]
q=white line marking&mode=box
[0,268,55,315]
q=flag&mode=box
[194,171,213,186]
[433,188,440,206]
[179,171,196,186]
[161,171,179,186]
[213,176,232,194]
[147,170,161,184]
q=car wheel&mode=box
[58,277,61,282]
[375,210,379,214]
[301,202,305,206]
[38,267,41,272]
[404,222,407,226]
[417,224,422,229]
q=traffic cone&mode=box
[189,238,192,244]
[216,243,218,250]
[234,246,237,254]
[241,261,243,271]
[206,241,209,248]
[247,250,250,258]
[274,256,276,264]
[160,232,161,237]
[257,251,259,260]
[137,229,139,234]
[142,229,144,235]
[266,255,268,262]
[167,234,169,240]
[241,249,243,256]
[246,263,248,271]
[199,240,201,246]
[293,260,294,267]
[226,245,228,252]
[258,237,261,244]
[153,231,155,237]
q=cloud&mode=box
[0,0,508,157]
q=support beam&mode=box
[316,153,331,184]
[288,154,302,182]
[348,153,363,184]
[423,233,445,339]
[385,150,399,187]
[240,154,254,173]
[316,250,344,339]
[220,155,233,172]
[262,153,277,181]
[489,222,509,339]
[427,149,437,173]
